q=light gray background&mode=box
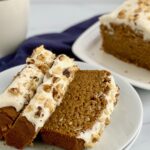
[29,0,124,36]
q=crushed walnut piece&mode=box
[8,88,20,96]
[34,106,43,118]
[52,76,60,83]
[38,64,48,74]
[37,54,45,61]
[92,136,99,143]
[58,55,65,61]
[43,84,52,92]
[118,9,126,19]
[27,58,35,64]
[32,76,39,82]
[63,68,70,78]
[52,88,59,99]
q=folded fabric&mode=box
[0,15,99,72]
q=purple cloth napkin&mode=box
[0,15,99,72]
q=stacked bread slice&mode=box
[0,46,119,150]
[41,70,119,150]
[0,46,56,139]
[5,53,79,149]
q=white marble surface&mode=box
[28,1,150,150]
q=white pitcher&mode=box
[0,0,29,57]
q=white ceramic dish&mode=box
[72,22,150,90]
[0,62,143,150]
[124,117,142,150]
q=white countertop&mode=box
[29,1,150,150]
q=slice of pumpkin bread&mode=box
[0,46,55,139]
[5,54,79,149]
[100,0,150,70]
[41,70,119,150]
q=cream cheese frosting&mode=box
[100,0,150,40]
[0,46,55,112]
[77,75,118,147]
[22,54,79,131]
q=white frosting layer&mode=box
[0,46,55,112]
[100,0,150,40]
[22,55,79,131]
[77,75,118,147]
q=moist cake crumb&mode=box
[41,70,119,150]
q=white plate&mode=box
[124,116,142,150]
[124,126,141,150]
[0,62,143,150]
[72,22,150,90]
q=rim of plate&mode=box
[72,21,150,90]
[124,125,142,150]
[123,113,143,150]
[0,62,143,150]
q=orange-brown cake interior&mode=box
[41,70,116,150]
[100,23,150,70]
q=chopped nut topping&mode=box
[52,88,59,100]
[63,68,70,78]
[32,76,39,82]
[58,55,65,61]
[52,76,60,83]
[27,58,35,64]
[92,137,98,143]
[34,106,43,118]
[102,77,111,83]
[8,88,20,96]
[118,9,126,19]
[38,65,48,74]
[43,84,52,92]
[37,54,45,61]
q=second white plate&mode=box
[0,62,143,150]
[72,22,150,90]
